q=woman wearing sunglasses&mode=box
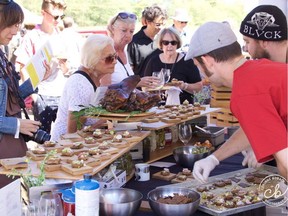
[51,34,116,141]
[0,0,46,188]
[101,12,160,89]
[143,27,202,104]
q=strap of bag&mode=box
[74,70,97,91]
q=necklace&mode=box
[163,53,179,74]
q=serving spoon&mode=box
[195,125,211,134]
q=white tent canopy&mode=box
[21,6,42,25]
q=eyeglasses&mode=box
[162,40,178,46]
[0,0,12,5]
[44,10,65,21]
[102,53,118,64]
[180,21,188,24]
[112,12,137,25]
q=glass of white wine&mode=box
[152,70,165,90]
[161,68,171,84]
[178,123,192,145]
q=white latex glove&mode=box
[193,154,219,184]
[241,148,263,168]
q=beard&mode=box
[252,46,271,60]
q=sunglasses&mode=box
[153,21,165,27]
[181,21,188,24]
[0,0,12,5]
[112,12,137,25]
[162,40,178,46]
[44,10,65,21]
[102,53,118,64]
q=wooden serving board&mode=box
[37,162,62,172]
[161,117,181,123]
[61,164,93,176]
[0,157,28,170]
[102,147,118,155]
[171,176,194,183]
[92,153,111,161]
[60,133,83,141]
[110,140,129,149]
[26,151,46,161]
[152,171,177,181]
[43,144,64,153]
[142,117,159,123]
[99,111,155,117]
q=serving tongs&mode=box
[195,125,211,134]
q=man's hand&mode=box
[242,147,262,168]
[193,154,219,183]
[19,119,41,137]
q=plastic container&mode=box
[75,174,100,216]
[62,186,75,216]
[196,126,225,146]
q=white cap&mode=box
[185,22,237,60]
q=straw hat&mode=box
[171,9,190,22]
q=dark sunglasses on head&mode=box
[162,40,178,46]
[112,12,137,25]
[117,12,137,20]
[103,53,118,64]
[44,10,65,21]
[0,0,12,5]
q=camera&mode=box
[22,129,51,144]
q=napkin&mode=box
[165,87,182,105]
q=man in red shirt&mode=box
[184,21,287,182]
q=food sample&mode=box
[71,160,84,168]
[98,141,110,150]
[104,129,115,135]
[93,129,103,138]
[88,147,103,155]
[182,168,192,176]
[32,147,46,154]
[45,156,61,165]
[78,152,89,161]
[71,142,84,149]
[61,147,74,156]
[157,193,193,204]
[84,137,96,144]
[176,174,187,181]
[122,131,132,138]
[112,134,122,143]
[43,140,57,147]
[183,99,190,106]
[161,168,170,176]
[83,125,94,132]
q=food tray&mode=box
[162,165,279,216]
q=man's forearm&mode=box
[213,127,250,161]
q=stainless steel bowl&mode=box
[148,187,200,216]
[173,145,210,169]
[100,188,143,216]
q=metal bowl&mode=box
[100,188,143,216]
[173,145,210,169]
[148,187,200,216]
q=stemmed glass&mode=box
[161,68,171,84]
[38,192,63,216]
[152,70,165,90]
[178,123,192,145]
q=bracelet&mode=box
[183,82,189,90]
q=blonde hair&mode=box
[81,34,114,69]
[107,12,137,37]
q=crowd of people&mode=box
[0,0,287,194]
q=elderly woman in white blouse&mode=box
[100,12,160,88]
[51,34,117,141]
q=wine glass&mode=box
[178,123,192,145]
[161,68,171,83]
[38,192,63,216]
[152,71,165,90]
